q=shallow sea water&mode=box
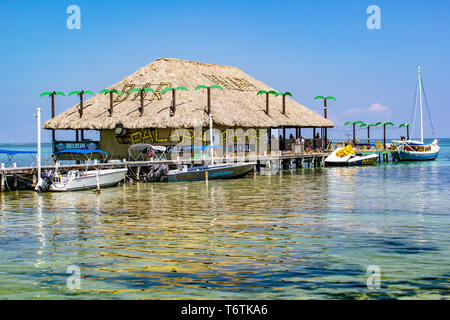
[0,139,449,299]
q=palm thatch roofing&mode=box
[44,58,334,130]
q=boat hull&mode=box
[167,163,255,182]
[393,140,440,161]
[394,150,439,161]
[325,155,378,167]
[45,168,128,192]
[325,147,378,167]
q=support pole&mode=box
[313,128,316,149]
[324,98,328,150]
[12,163,17,188]
[36,107,41,181]
[209,113,214,164]
[207,87,211,115]
[51,94,55,143]
[94,159,100,192]
[0,163,4,192]
[353,123,356,146]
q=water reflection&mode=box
[0,159,449,299]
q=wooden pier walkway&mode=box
[0,152,331,192]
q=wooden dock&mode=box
[0,152,331,192]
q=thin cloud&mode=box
[339,103,391,119]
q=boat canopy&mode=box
[0,149,37,155]
[183,146,225,151]
[128,144,167,161]
[55,149,108,155]
[0,149,37,165]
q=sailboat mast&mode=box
[418,65,424,144]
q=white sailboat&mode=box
[392,65,440,161]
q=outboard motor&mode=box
[147,164,169,182]
[35,170,55,192]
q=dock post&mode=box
[94,159,100,192]
[0,163,4,192]
[136,166,140,182]
[12,163,17,189]
[300,158,304,169]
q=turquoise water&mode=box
[0,139,449,299]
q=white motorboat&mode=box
[166,162,256,182]
[35,168,128,192]
[325,145,378,167]
[35,149,128,192]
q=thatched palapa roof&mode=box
[44,58,334,130]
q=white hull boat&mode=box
[35,168,128,192]
[391,66,439,161]
[325,147,378,167]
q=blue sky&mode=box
[0,0,449,142]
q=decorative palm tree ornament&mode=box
[314,95,336,149]
[68,90,94,118]
[257,90,278,115]
[40,91,66,141]
[129,88,156,116]
[160,86,188,117]
[99,89,123,116]
[382,122,394,149]
[194,85,223,115]
[399,123,411,140]
[277,92,293,115]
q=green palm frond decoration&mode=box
[143,88,155,93]
[257,90,277,96]
[111,89,123,95]
[40,91,52,97]
[375,121,383,126]
[278,92,293,96]
[195,85,223,91]
[129,88,141,93]
[354,121,366,126]
[314,95,336,101]
[399,123,410,128]
[359,123,368,127]
[99,88,122,95]
[40,91,65,97]
[161,86,188,94]
[368,123,379,127]
[344,121,355,126]
[383,122,394,126]
[69,90,94,97]
[160,87,173,94]
[195,85,223,114]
